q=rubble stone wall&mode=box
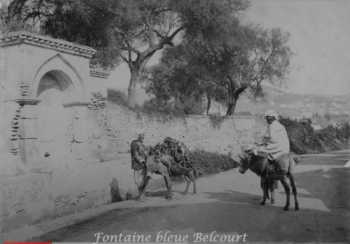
[0,102,264,236]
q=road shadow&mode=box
[204,190,296,211]
[144,190,186,197]
[203,190,349,242]
[29,165,350,242]
[31,188,349,243]
[294,167,350,212]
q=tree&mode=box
[147,23,291,115]
[6,0,249,107]
[146,44,208,114]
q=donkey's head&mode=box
[238,149,254,174]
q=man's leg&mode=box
[137,168,151,200]
[267,154,281,173]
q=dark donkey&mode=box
[137,144,197,200]
[238,150,299,211]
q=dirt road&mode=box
[33,151,350,243]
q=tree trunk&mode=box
[225,95,238,116]
[206,93,211,115]
[127,68,140,108]
[225,85,248,116]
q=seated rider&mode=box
[257,110,290,173]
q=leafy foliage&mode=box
[6,0,250,106]
[6,0,290,112]
[147,22,292,115]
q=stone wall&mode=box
[103,104,265,156]
[0,102,264,236]
[0,32,266,237]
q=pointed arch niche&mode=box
[34,54,85,103]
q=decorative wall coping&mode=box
[63,101,90,108]
[0,31,96,58]
[90,69,110,79]
[15,98,41,106]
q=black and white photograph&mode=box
[0,0,349,243]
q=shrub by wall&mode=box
[280,117,350,154]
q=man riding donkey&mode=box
[238,110,299,211]
[262,110,290,199]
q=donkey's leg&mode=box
[163,175,173,199]
[269,179,277,204]
[280,176,291,211]
[270,187,275,205]
[262,185,269,205]
[260,177,268,205]
[288,173,299,210]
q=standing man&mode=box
[130,131,149,198]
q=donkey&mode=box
[157,142,197,194]
[238,150,299,211]
[157,143,197,195]
[136,144,197,200]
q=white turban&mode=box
[264,110,279,120]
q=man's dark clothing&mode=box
[130,139,147,171]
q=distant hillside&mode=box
[107,83,350,126]
[235,84,350,121]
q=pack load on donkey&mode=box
[161,137,194,175]
[136,137,197,199]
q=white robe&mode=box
[262,120,290,160]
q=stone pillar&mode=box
[13,79,41,167]
[20,103,42,168]
[0,100,26,176]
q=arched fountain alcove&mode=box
[36,70,74,160]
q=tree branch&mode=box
[234,85,248,96]
[138,25,184,65]
[167,25,184,43]
[120,54,129,64]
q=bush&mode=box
[107,89,129,107]
[280,117,350,154]
[188,150,238,177]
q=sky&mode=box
[0,0,9,8]
[244,0,350,95]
